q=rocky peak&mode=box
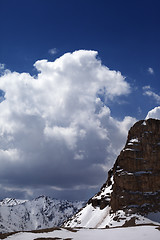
[65,119,160,228]
[111,118,160,214]
[88,119,160,214]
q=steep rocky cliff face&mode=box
[65,119,160,228]
[111,119,160,214]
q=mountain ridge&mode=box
[0,195,85,233]
[0,198,27,207]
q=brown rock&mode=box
[90,119,160,216]
[111,119,160,214]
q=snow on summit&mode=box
[0,196,84,233]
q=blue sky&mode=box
[1,0,160,119]
[0,0,160,200]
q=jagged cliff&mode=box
[65,119,160,228]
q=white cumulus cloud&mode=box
[0,50,136,200]
[146,106,160,119]
[143,86,160,104]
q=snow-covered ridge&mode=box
[0,198,27,206]
[92,176,114,201]
[0,196,85,233]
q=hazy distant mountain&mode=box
[0,196,85,233]
[65,119,160,228]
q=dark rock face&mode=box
[91,119,160,215]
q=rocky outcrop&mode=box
[65,119,160,228]
[89,119,160,215]
[88,119,160,215]
[111,119,160,214]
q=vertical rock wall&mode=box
[111,119,160,214]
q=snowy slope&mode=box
[65,174,160,228]
[65,203,160,228]
[64,174,160,229]
[0,196,85,233]
[3,226,160,240]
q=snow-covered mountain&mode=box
[0,196,85,233]
[0,198,27,206]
